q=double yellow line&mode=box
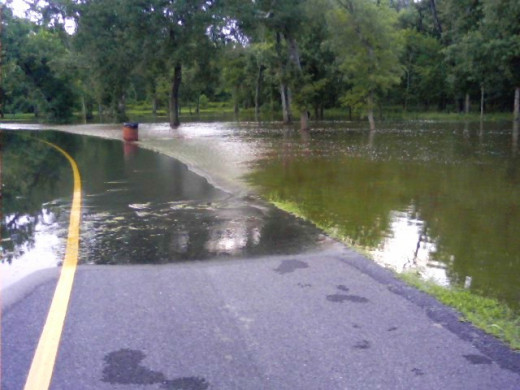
[24,141,82,390]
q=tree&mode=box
[480,0,520,121]
[2,7,76,120]
[399,28,447,111]
[327,0,404,130]
[73,0,139,122]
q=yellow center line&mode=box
[24,140,82,390]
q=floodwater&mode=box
[0,130,325,288]
[2,120,519,314]
[243,120,520,313]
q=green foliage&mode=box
[3,0,520,121]
[326,0,404,116]
[400,273,520,350]
[2,9,76,120]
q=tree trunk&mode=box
[513,116,519,156]
[464,93,470,114]
[81,95,87,124]
[480,86,485,120]
[255,65,265,121]
[152,93,157,117]
[367,92,376,131]
[0,6,3,118]
[233,86,239,116]
[286,35,309,131]
[276,32,292,124]
[280,83,292,123]
[169,63,182,128]
[514,86,520,122]
[300,111,309,131]
[430,0,442,36]
[116,93,127,122]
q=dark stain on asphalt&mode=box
[102,349,209,389]
[102,349,164,385]
[353,340,371,349]
[162,377,210,390]
[274,259,309,274]
[463,354,492,365]
[327,285,369,303]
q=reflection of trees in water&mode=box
[81,201,321,265]
[248,142,520,310]
[1,131,77,263]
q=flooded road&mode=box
[50,120,520,314]
[1,130,325,287]
[2,123,520,390]
[3,119,520,314]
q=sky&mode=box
[8,0,30,18]
[8,0,76,34]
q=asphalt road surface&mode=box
[3,246,520,389]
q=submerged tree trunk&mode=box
[169,63,182,128]
[514,86,520,122]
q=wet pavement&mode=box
[1,130,328,283]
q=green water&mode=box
[246,120,520,312]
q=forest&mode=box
[1,0,519,129]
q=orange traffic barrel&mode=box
[123,122,139,141]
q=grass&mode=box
[400,272,520,350]
[268,196,520,351]
[0,112,38,122]
[3,102,516,124]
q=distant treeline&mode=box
[1,0,519,128]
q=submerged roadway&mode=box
[1,128,519,389]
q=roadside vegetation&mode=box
[400,273,520,351]
[1,0,519,127]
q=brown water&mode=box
[242,120,520,312]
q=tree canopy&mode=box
[2,0,519,127]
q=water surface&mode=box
[245,120,520,312]
[1,130,325,288]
